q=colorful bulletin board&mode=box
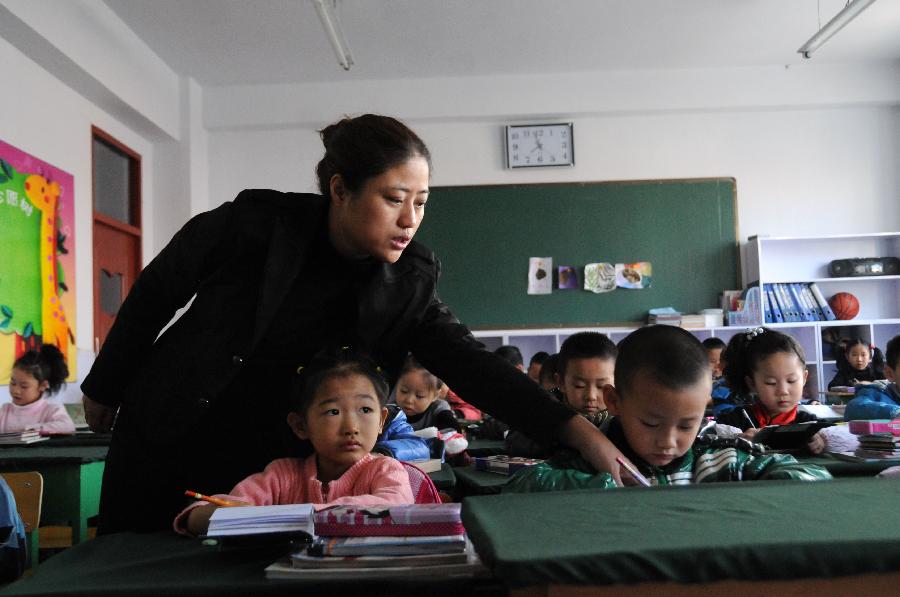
[0,139,76,382]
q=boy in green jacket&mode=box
[506,326,831,491]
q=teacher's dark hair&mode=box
[316,114,432,196]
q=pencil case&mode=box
[848,420,900,436]
[314,504,464,537]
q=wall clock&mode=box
[505,123,574,168]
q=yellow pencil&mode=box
[184,490,245,507]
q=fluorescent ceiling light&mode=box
[313,0,354,71]
[797,0,879,59]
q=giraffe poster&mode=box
[0,139,76,383]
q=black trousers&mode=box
[97,403,299,534]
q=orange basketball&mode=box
[829,292,859,320]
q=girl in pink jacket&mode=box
[2,345,75,435]
[177,348,414,535]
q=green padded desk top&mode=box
[0,445,107,467]
[466,439,506,458]
[461,477,900,587]
[453,465,510,496]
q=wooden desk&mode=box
[462,477,900,594]
[0,531,501,596]
[0,444,106,545]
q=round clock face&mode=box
[506,123,574,168]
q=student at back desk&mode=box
[845,334,900,420]
[506,333,615,459]
[506,326,831,491]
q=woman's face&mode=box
[847,344,871,371]
[329,156,430,263]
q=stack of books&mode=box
[857,433,900,454]
[829,421,900,462]
[647,312,682,326]
[0,428,49,445]
[680,314,707,329]
[473,455,544,475]
[265,503,485,580]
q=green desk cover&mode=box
[462,477,900,587]
[428,463,456,490]
[453,465,510,496]
[804,455,900,477]
[0,446,107,468]
[0,532,498,597]
[466,439,506,457]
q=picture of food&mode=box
[622,267,641,284]
[528,257,553,295]
[615,262,652,289]
[558,265,578,289]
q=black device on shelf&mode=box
[828,257,900,277]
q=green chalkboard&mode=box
[414,178,738,328]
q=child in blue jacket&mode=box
[845,334,900,421]
[374,404,430,461]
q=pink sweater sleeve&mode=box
[173,459,294,535]
[38,403,76,435]
[324,456,414,508]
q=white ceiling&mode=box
[102,0,900,87]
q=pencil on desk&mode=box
[184,490,245,507]
[615,456,652,487]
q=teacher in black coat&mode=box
[82,114,632,533]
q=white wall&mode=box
[0,1,189,403]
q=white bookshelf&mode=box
[474,232,900,400]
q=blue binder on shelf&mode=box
[774,283,798,322]
[800,283,826,321]
[764,285,785,324]
[809,282,838,321]
[762,286,773,324]
[789,283,816,322]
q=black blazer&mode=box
[82,190,574,445]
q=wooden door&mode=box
[92,216,141,349]
[91,127,141,351]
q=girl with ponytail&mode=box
[2,344,75,434]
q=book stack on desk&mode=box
[857,433,900,454]
[474,454,544,475]
[0,428,49,445]
[266,503,485,580]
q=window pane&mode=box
[100,269,122,316]
[93,139,133,224]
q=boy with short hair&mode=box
[556,332,616,427]
[505,333,615,458]
[702,337,726,380]
[527,351,550,383]
[844,334,900,421]
[506,326,831,491]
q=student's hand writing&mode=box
[559,415,632,487]
[807,432,826,455]
[739,428,759,440]
[186,500,249,536]
[82,395,117,433]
